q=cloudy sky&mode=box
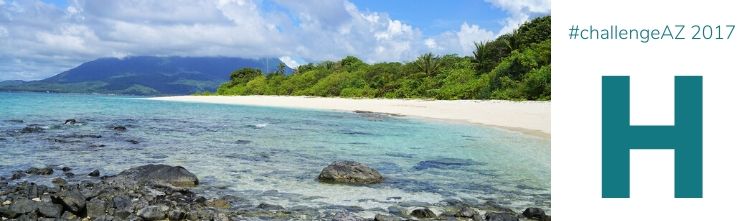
[0,0,550,81]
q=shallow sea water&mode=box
[0,92,550,217]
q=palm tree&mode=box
[472,41,488,72]
[416,53,442,76]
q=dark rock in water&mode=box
[64,119,77,125]
[21,125,44,133]
[88,170,100,177]
[410,208,437,219]
[522,208,547,220]
[37,202,62,218]
[61,166,72,172]
[414,158,480,170]
[486,212,519,221]
[112,125,127,132]
[374,214,402,221]
[257,203,284,210]
[387,206,406,216]
[26,167,54,175]
[52,177,67,186]
[60,134,102,139]
[137,205,166,220]
[235,139,251,144]
[113,164,199,188]
[5,119,24,123]
[332,211,365,221]
[126,139,140,144]
[64,172,74,178]
[318,161,384,185]
[11,171,25,180]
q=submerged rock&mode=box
[21,125,44,133]
[112,164,199,188]
[51,177,66,186]
[10,171,25,180]
[25,167,54,175]
[257,203,284,210]
[318,161,383,185]
[414,158,479,170]
[410,208,437,219]
[112,125,127,132]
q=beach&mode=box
[148,96,551,138]
[1,92,551,220]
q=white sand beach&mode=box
[149,96,550,138]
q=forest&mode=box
[213,16,550,100]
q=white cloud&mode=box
[424,38,438,49]
[485,0,550,34]
[456,23,497,55]
[279,56,301,68]
[0,0,510,81]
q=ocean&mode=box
[0,92,550,216]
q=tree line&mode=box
[211,16,550,100]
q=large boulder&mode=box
[522,208,549,221]
[55,189,86,213]
[486,212,519,221]
[113,164,199,188]
[410,208,437,219]
[25,167,54,175]
[318,161,383,185]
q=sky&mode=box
[0,0,550,81]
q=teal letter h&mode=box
[602,76,702,198]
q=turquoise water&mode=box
[0,92,549,216]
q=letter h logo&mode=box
[602,76,703,198]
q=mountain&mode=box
[0,56,292,95]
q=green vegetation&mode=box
[216,16,550,100]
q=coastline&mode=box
[147,95,550,138]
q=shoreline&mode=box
[1,164,551,220]
[147,95,551,139]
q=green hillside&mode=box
[214,16,550,100]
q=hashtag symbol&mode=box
[569,25,579,39]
